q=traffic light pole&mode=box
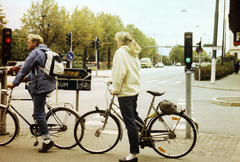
[185,69,192,138]
[95,37,98,77]
[1,28,12,134]
[198,38,202,81]
[70,32,73,68]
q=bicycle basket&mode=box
[157,100,178,115]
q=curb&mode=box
[210,97,240,106]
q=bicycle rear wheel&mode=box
[74,110,121,154]
[46,107,80,149]
[0,107,19,146]
[148,112,197,158]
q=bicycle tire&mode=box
[148,112,197,158]
[45,107,80,149]
[0,107,19,146]
[74,110,121,154]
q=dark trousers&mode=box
[118,94,144,154]
[31,93,50,139]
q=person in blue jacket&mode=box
[7,34,55,152]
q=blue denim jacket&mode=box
[12,44,56,95]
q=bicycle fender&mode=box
[45,107,81,118]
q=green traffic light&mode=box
[186,57,191,63]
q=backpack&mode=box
[37,50,64,77]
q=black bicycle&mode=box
[0,88,80,149]
[74,83,198,158]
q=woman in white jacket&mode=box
[111,32,144,162]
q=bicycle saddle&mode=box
[147,90,165,96]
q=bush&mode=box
[194,62,234,81]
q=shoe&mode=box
[119,157,138,162]
[38,140,55,153]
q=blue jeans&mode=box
[31,93,50,140]
[118,95,144,154]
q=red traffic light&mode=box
[6,38,12,43]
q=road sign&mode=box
[66,52,74,61]
[195,47,203,54]
[57,68,91,90]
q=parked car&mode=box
[140,58,152,68]
[7,61,25,76]
[155,62,164,68]
[176,62,181,66]
[184,62,199,72]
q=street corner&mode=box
[210,97,240,106]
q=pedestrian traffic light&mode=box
[90,40,95,49]
[96,38,101,49]
[184,32,192,70]
[66,32,72,46]
[2,28,12,66]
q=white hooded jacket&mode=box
[112,45,141,97]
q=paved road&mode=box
[1,67,240,161]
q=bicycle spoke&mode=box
[149,113,197,158]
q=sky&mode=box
[1,0,230,56]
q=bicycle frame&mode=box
[102,83,189,140]
[0,89,74,136]
[101,84,173,138]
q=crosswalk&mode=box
[177,99,195,121]
[92,77,184,85]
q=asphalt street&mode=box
[1,67,240,162]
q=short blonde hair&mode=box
[115,31,141,53]
[28,34,44,45]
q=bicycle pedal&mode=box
[47,124,57,127]
[34,141,39,147]
[139,141,153,148]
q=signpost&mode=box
[57,68,91,112]
[66,52,75,61]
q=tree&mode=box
[169,45,184,64]
[125,24,159,64]
[97,12,124,69]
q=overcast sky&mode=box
[1,0,229,56]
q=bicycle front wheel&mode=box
[0,107,19,146]
[148,112,197,158]
[46,107,80,149]
[74,110,121,154]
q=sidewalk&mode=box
[191,73,240,106]
[1,71,240,161]
[191,73,240,91]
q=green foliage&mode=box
[2,0,158,67]
[169,45,184,64]
[194,62,234,80]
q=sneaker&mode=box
[38,140,55,153]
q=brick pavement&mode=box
[191,133,240,160]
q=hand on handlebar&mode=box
[7,83,15,89]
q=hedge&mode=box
[194,62,235,81]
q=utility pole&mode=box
[211,0,219,84]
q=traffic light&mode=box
[2,28,12,66]
[90,40,95,49]
[96,38,101,49]
[197,41,201,49]
[184,32,192,70]
[196,41,202,54]
[66,32,72,46]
